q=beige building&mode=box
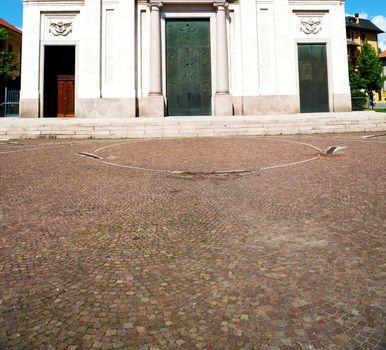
[346,14,384,64]
[0,18,22,84]
[20,0,351,118]
[378,50,386,103]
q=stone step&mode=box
[2,119,386,130]
[0,112,384,139]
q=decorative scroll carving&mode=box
[49,21,73,36]
[300,18,322,34]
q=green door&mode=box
[298,44,329,113]
[166,19,211,116]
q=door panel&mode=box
[166,19,211,116]
[298,44,329,113]
[57,80,65,117]
[57,75,75,117]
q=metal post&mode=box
[4,87,7,118]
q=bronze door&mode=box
[298,44,329,113]
[166,19,211,116]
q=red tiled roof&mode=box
[380,50,386,59]
[0,18,22,35]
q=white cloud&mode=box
[371,15,386,52]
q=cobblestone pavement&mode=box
[0,134,385,350]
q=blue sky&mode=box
[1,0,22,28]
[345,0,386,19]
[1,0,385,49]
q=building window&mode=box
[361,33,366,41]
[8,43,13,52]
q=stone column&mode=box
[214,0,233,116]
[149,0,162,95]
[144,0,164,117]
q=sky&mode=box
[0,0,385,49]
[1,0,22,28]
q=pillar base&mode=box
[20,98,39,118]
[215,93,233,116]
[140,94,165,117]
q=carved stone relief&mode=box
[300,17,322,35]
[49,20,73,36]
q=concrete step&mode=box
[0,111,385,139]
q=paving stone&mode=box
[0,134,385,349]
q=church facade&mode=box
[20,0,351,118]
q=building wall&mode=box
[382,60,386,102]
[20,0,136,118]
[347,29,379,51]
[346,28,379,63]
[20,0,351,118]
[374,61,386,103]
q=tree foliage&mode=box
[348,58,367,110]
[356,40,385,93]
[348,58,362,93]
[0,28,17,84]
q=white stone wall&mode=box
[20,3,40,116]
[21,1,84,117]
[76,0,136,117]
[288,0,351,111]
[20,0,351,118]
[20,0,136,118]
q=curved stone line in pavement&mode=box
[89,137,323,175]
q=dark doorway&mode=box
[44,46,75,117]
[298,44,329,113]
[166,19,211,116]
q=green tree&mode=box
[0,28,17,86]
[356,40,385,94]
[348,58,362,92]
[348,58,367,110]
